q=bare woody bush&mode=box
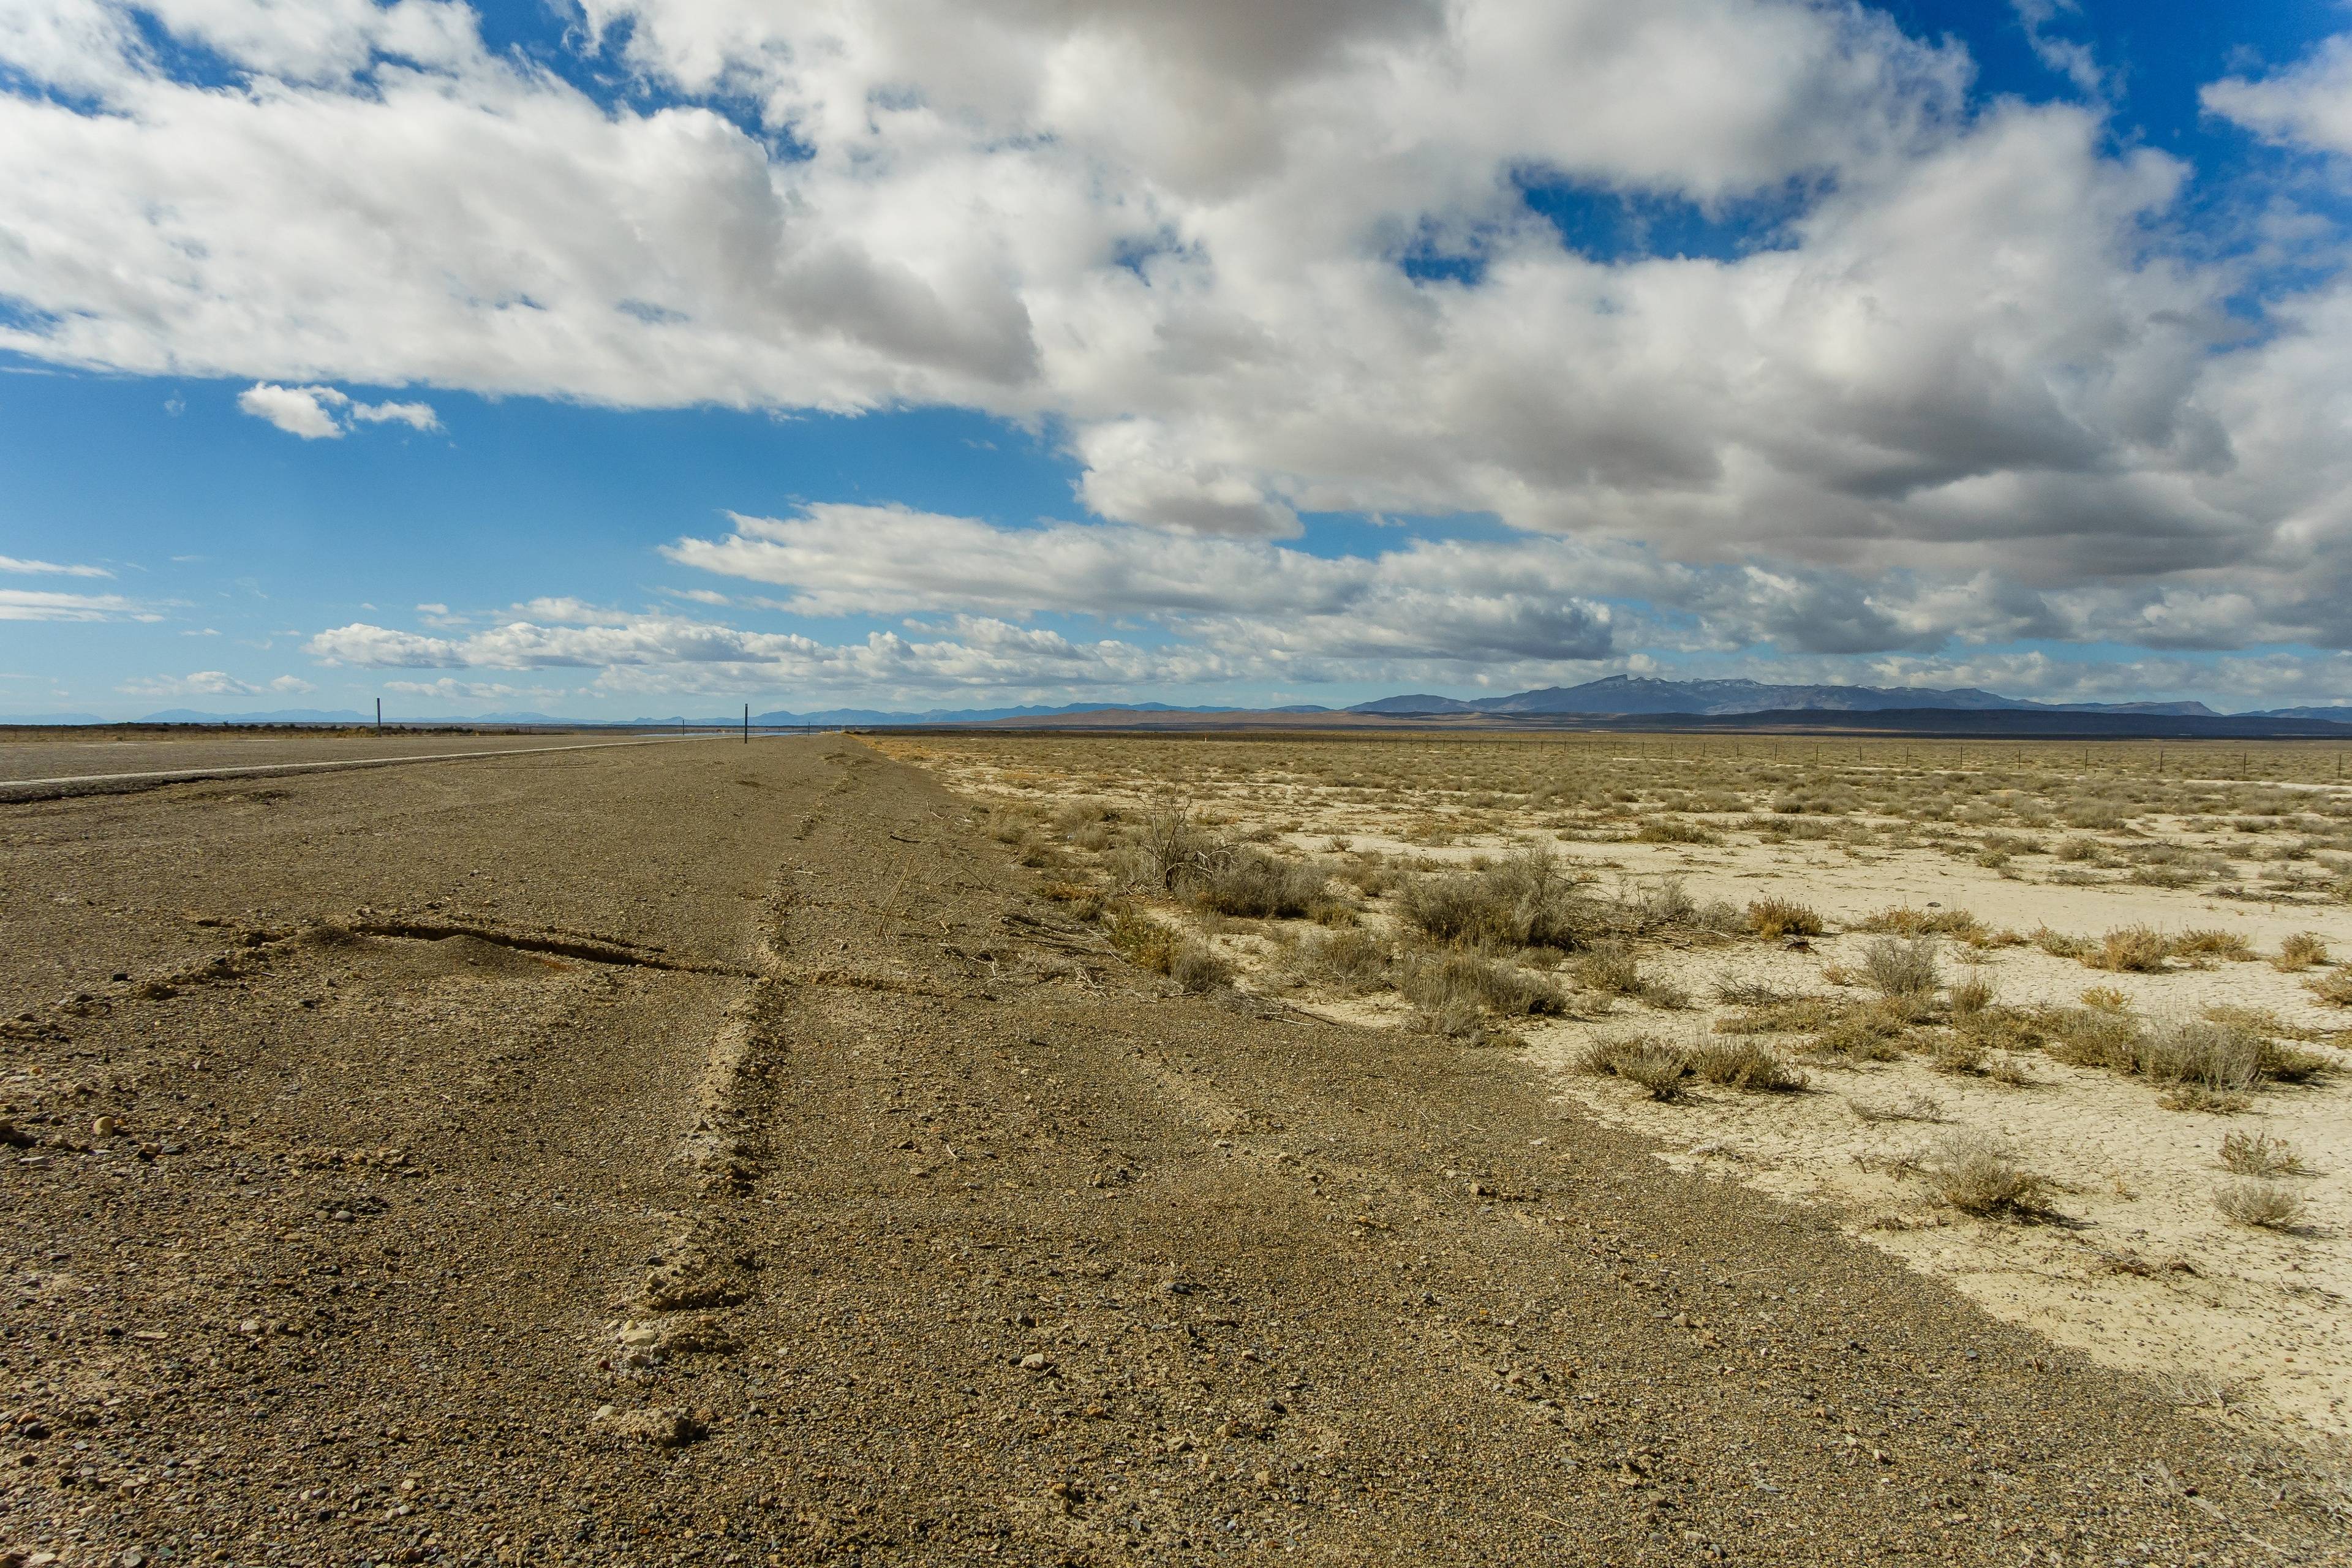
[1924,1132,2053,1218]
[1861,937,1941,998]
[1576,1036,1692,1101]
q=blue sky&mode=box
[4,0,2352,718]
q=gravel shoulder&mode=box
[2,737,2343,1564]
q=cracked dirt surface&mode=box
[2,736,2345,1564]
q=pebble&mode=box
[1019,1352,1051,1371]
[92,1117,119,1138]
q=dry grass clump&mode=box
[2140,1016,2263,1090]
[1857,905,1986,943]
[2272,932,2329,971]
[1744,897,1824,939]
[1569,943,1691,1008]
[1689,1039,1807,1093]
[2169,928,2256,964]
[1104,907,1178,974]
[1807,1001,1914,1061]
[2308,968,2352,1007]
[1923,1131,2054,1218]
[2046,924,2262,973]
[1860,936,1941,998]
[1635,815,1719,845]
[2030,1003,2143,1070]
[1169,940,1234,994]
[1402,950,1566,1024]
[2213,1180,2306,1231]
[1185,848,1347,922]
[2084,925,2175,972]
[2219,1131,2310,1178]
[1577,1036,1691,1100]
[1285,928,1392,994]
[1400,847,1595,950]
[1948,972,1996,1016]
[1715,993,1844,1035]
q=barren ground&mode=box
[2,733,2345,1565]
[878,733,2352,1482]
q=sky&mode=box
[4,1,2352,719]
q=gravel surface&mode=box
[1,736,2341,1564]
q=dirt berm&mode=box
[0,737,2338,1563]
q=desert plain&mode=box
[1,728,2346,1565]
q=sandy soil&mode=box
[884,732,2352,1480]
[7,732,2345,1562]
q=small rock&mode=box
[91,1117,119,1139]
[598,1406,703,1447]
[1019,1352,1051,1371]
[330,1210,355,1224]
[236,1319,262,1336]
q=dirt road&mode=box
[1,737,2339,1564]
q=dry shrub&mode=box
[2032,1004,2142,1070]
[1636,815,1719,845]
[1924,1132,2053,1218]
[1104,908,1178,974]
[1690,1039,1807,1093]
[2273,932,2329,971]
[1930,1033,1988,1075]
[2309,969,2352,1007]
[1859,905,1987,943]
[1186,848,1342,921]
[1716,994,1843,1035]
[1605,875,1740,938]
[1402,950,1566,1020]
[1401,847,1595,950]
[1745,898,1824,939]
[1714,978,1796,1007]
[1861,936,1941,998]
[1288,928,1392,993]
[1807,1001,1912,1061]
[1849,1091,1945,1124]
[2079,986,2130,1011]
[2256,1039,2335,1084]
[1948,973,1996,1016]
[1567,943,1689,1007]
[2213,1180,2305,1231]
[2085,925,2175,973]
[2220,1131,2310,1178]
[1579,1036,1690,1100]
[2139,1016,2262,1093]
[2032,926,2090,959]
[1169,940,1234,993]
[2170,928,2256,963]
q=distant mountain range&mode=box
[0,677,2343,729]
[1344,676,2232,718]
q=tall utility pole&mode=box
[375,698,381,733]
[744,703,750,745]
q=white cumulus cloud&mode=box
[237,382,440,439]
